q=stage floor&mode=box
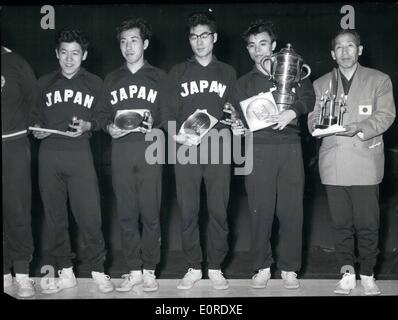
[4,278,398,299]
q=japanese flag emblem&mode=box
[359,105,372,115]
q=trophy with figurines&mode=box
[69,116,79,132]
[312,69,347,137]
[260,43,311,112]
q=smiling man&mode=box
[30,28,114,294]
[162,11,236,291]
[231,20,315,290]
[308,29,396,296]
[96,17,166,293]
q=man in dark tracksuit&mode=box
[31,28,114,294]
[162,11,236,290]
[231,20,315,289]
[96,18,165,292]
[2,46,37,298]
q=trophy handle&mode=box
[300,63,311,80]
[260,56,274,79]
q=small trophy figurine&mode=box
[220,102,237,126]
[69,116,79,132]
[141,111,151,131]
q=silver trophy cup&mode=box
[260,43,311,112]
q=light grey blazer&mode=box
[308,64,396,186]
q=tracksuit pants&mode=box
[174,138,231,270]
[325,185,380,276]
[2,136,34,275]
[246,143,304,273]
[112,139,162,271]
[39,139,106,272]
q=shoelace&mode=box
[285,272,297,279]
[17,277,35,288]
[337,273,354,286]
[144,272,156,280]
[102,274,111,281]
[184,268,199,280]
[94,273,111,283]
[253,269,268,279]
[362,277,377,287]
[210,270,225,281]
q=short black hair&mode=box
[187,11,217,33]
[56,28,89,52]
[331,29,361,50]
[116,17,152,42]
[242,20,277,44]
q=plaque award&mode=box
[239,91,279,132]
[178,109,218,145]
[114,109,151,132]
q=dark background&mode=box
[2,3,398,279]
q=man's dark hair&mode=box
[116,17,152,42]
[56,28,89,52]
[187,11,217,33]
[242,20,277,44]
[331,29,361,50]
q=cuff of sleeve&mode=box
[90,120,97,131]
[102,120,113,132]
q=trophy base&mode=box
[312,124,346,137]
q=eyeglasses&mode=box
[189,32,214,41]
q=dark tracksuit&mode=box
[31,68,106,272]
[96,62,165,271]
[2,47,37,275]
[233,66,315,273]
[162,56,237,270]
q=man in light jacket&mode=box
[308,29,396,296]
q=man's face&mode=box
[246,31,276,67]
[331,33,363,70]
[120,28,148,66]
[56,41,87,79]
[189,24,217,59]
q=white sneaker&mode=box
[360,275,381,296]
[116,270,143,292]
[177,268,202,290]
[334,272,356,295]
[41,267,77,294]
[40,267,77,294]
[251,268,271,289]
[15,274,35,298]
[208,269,229,290]
[91,271,115,293]
[142,269,159,292]
[4,273,13,288]
[281,271,300,289]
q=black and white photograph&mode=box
[1,1,397,316]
